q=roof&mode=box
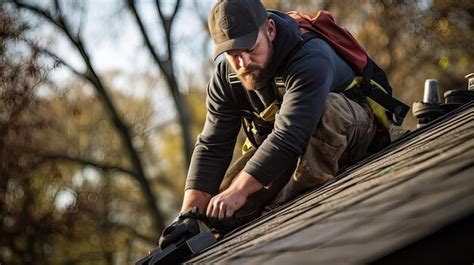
[188,102,474,264]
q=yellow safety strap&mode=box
[253,101,279,122]
[242,77,392,154]
[242,138,253,154]
[345,77,391,129]
[241,101,279,154]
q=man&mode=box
[159,0,385,247]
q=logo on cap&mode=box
[218,16,233,30]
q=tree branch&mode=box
[170,0,181,23]
[23,38,83,78]
[9,144,134,176]
[155,0,181,59]
[109,222,156,244]
[79,202,158,244]
[13,0,166,232]
[42,153,136,176]
[127,0,194,165]
[13,1,64,32]
[17,0,93,81]
[127,0,165,70]
[35,150,174,190]
[155,0,166,26]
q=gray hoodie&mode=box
[185,11,354,195]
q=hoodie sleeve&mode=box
[243,40,340,186]
[185,62,242,195]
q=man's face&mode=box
[225,25,274,91]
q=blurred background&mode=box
[0,0,472,264]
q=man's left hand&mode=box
[206,170,264,222]
[206,187,247,220]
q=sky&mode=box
[39,0,215,88]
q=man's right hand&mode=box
[158,189,212,248]
[158,208,203,249]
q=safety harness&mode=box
[228,10,410,153]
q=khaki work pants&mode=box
[219,93,381,228]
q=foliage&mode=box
[1,4,182,262]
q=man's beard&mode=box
[237,36,273,91]
[237,64,268,91]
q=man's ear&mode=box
[267,19,276,41]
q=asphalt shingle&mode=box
[188,103,474,264]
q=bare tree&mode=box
[11,0,165,232]
[126,0,194,166]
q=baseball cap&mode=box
[208,0,268,60]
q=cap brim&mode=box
[213,30,259,61]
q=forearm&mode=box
[181,189,212,213]
[228,170,264,196]
[206,170,264,219]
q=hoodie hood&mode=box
[249,11,302,106]
[267,11,302,74]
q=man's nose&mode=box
[238,52,251,68]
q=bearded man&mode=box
[159,0,388,247]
